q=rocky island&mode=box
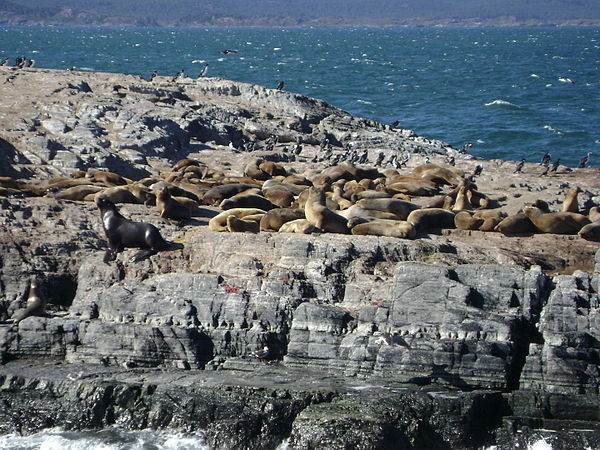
[0,67,599,449]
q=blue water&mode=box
[1,26,599,166]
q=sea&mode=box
[0,25,598,449]
[0,26,599,166]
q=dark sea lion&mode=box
[407,208,455,232]
[202,183,258,205]
[494,213,536,235]
[226,215,260,233]
[173,158,202,171]
[244,159,269,181]
[13,278,47,323]
[454,211,484,230]
[304,186,349,234]
[523,206,590,234]
[87,170,129,186]
[578,222,600,241]
[96,196,169,263]
[351,219,416,239]
[220,193,277,211]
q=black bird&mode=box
[219,49,238,54]
[460,143,472,154]
[198,64,209,78]
[472,164,483,177]
[578,152,591,168]
[25,58,35,68]
[389,120,400,129]
[171,70,184,82]
[549,158,561,173]
[148,70,157,82]
[275,81,284,91]
[14,57,25,69]
[514,158,525,173]
[540,152,551,166]
[540,164,550,176]
[251,346,270,363]
[375,152,385,167]
[0,58,7,66]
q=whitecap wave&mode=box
[543,125,563,135]
[558,77,575,83]
[484,99,519,108]
[356,99,373,105]
[192,59,205,64]
[530,73,541,78]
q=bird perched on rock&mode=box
[276,81,285,91]
[26,58,35,67]
[375,152,385,167]
[0,58,7,66]
[460,143,472,154]
[148,70,157,82]
[514,158,526,173]
[171,70,185,82]
[549,158,561,173]
[389,120,400,129]
[540,152,551,166]
[472,164,483,177]
[198,64,209,78]
[540,164,550,176]
[251,346,270,363]
[578,152,591,168]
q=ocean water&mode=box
[0,26,599,166]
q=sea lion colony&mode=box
[1,157,599,255]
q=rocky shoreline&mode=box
[0,68,599,449]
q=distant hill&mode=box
[2,0,600,26]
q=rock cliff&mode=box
[0,68,599,449]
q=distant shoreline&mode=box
[1,18,600,29]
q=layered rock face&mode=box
[0,68,599,448]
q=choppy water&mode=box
[1,26,599,166]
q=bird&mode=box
[251,346,270,363]
[540,152,551,166]
[148,70,157,82]
[171,70,184,82]
[577,152,591,168]
[460,143,472,154]
[275,81,284,91]
[219,49,238,54]
[549,158,561,173]
[375,152,385,167]
[472,164,483,177]
[14,57,25,69]
[540,164,550,176]
[514,158,525,173]
[198,64,209,78]
[25,59,35,68]
[389,120,400,129]
[0,58,7,66]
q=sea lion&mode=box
[259,161,286,177]
[283,174,311,186]
[304,187,349,234]
[356,190,391,200]
[226,215,260,233]
[494,213,536,235]
[351,219,416,239]
[278,218,317,234]
[173,158,202,171]
[47,184,104,201]
[523,206,590,234]
[339,204,400,222]
[454,211,484,230]
[156,186,196,221]
[93,185,149,204]
[531,199,551,213]
[387,180,438,197]
[13,278,47,323]
[473,209,507,231]
[407,208,455,232]
[331,182,353,209]
[260,208,305,232]
[355,198,420,220]
[452,186,472,211]
[244,159,270,181]
[96,196,169,263]
[578,222,600,241]
[589,206,600,223]
[262,185,295,208]
[209,208,266,232]
[220,193,277,211]
[561,187,580,213]
[311,165,353,186]
[202,183,258,205]
[87,170,129,186]
[296,189,339,211]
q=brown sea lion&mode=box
[173,158,202,171]
[351,219,416,239]
[589,206,600,223]
[260,208,305,231]
[156,187,197,221]
[12,278,47,323]
[262,185,295,208]
[561,187,581,213]
[356,198,420,220]
[332,182,354,210]
[494,213,536,235]
[259,161,286,177]
[47,184,104,201]
[523,206,590,234]
[227,215,260,233]
[452,186,472,211]
[473,209,507,231]
[339,204,401,222]
[87,170,129,186]
[304,187,349,234]
[454,211,484,230]
[94,185,150,204]
[407,208,455,232]
[244,159,269,181]
[209,208,266,232]
[220,193,277,211]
